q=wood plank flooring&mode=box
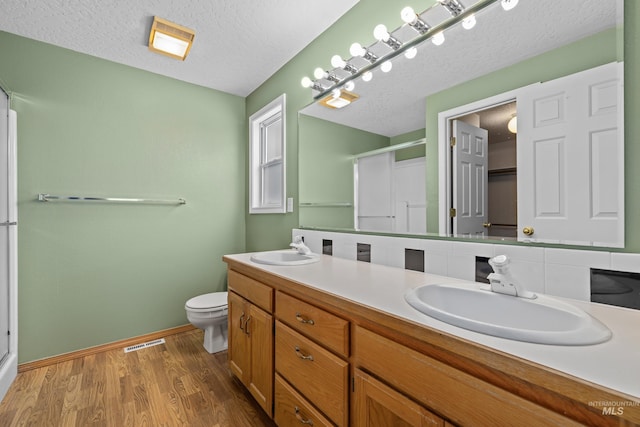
[0,329,277,426]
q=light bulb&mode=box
[462,15,476,30]
[350,42,366,57]
[373,24,390,42]
[507,116,517,133]
[400,6,417,24]
[362,71,373,82]
[313,67,326,79]
[331,55,346,68]
[301,76,312,88]
[331,88,341,99]
[344,81,355,91]
[432,31,445,46]
[381,61,393,73]
[404,47,417,59]
[501,0,519,11]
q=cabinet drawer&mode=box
[276,291,349,356]
[354,326,581,427]
[274,374,335,427]
[228,269,273,313]
[276,321,348,427]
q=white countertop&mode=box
[225,251,640,399]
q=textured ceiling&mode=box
[0,0,359,96]
[301,0,622,137]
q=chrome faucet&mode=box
[488,255,537,299]
[290,235,312,255]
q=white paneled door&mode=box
[517,62,624,246]
[453,120,489,237]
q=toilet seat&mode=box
[185,292,228,312]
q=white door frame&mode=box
[0,107,18,401]
[437,86,535,235]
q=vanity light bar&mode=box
[304,0,503,102]
[439,0,465,17]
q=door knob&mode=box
[483,223,492,228]
[523,226,534,236]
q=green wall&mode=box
[298,114,388,229]
[391,128,426,161]
[245,0,429,251]
[0,32,246,363]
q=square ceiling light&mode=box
[319,90,359,109]
[148,16,195,61]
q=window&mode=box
[249,94,286,213]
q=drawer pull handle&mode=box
[244,316,251,336]
[294,346,314,361]
[239,312,246,332]
[295,406,314,425]
[295,313,315,325]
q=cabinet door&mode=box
[246,303,273,417]
[354,369,444,427]
[228,292,250,384]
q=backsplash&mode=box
[591,269,640,310]
[292,229,640,304]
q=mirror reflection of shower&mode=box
[355,140,426,234]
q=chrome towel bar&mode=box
[37,194,186,205]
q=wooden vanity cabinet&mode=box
[354,369,444,427]
[274,291,350,427]
[353,326,581,427]
[274,373,336,427]
[224,259,638,426]
[227,271,274,418]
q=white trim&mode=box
[0,108,18,401]
[249,94,286,214]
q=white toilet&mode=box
[185,291,229,353]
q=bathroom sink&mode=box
[405,283,612,345]
[250,250,320,266]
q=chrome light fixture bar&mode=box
[308,0,503,102]
[439,0,465,17]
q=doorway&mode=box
[454,101,517,238]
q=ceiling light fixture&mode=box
[404,47,418,59]
[508,115,518,133]
[350,43,379,63]
[431,31,446,46]
[319,89,359,109]
[373,24,402,50]
[148,16,195,61]
[331,55,359,74]
[401,7,431,34]
[439,0,465,17]
[462,14,477,30]
[301,0,516,105]
[501,0,519,11]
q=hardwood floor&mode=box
[0,329,277,426]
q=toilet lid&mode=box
[185,292,228,310]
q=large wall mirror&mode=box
[298,0,624,248]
